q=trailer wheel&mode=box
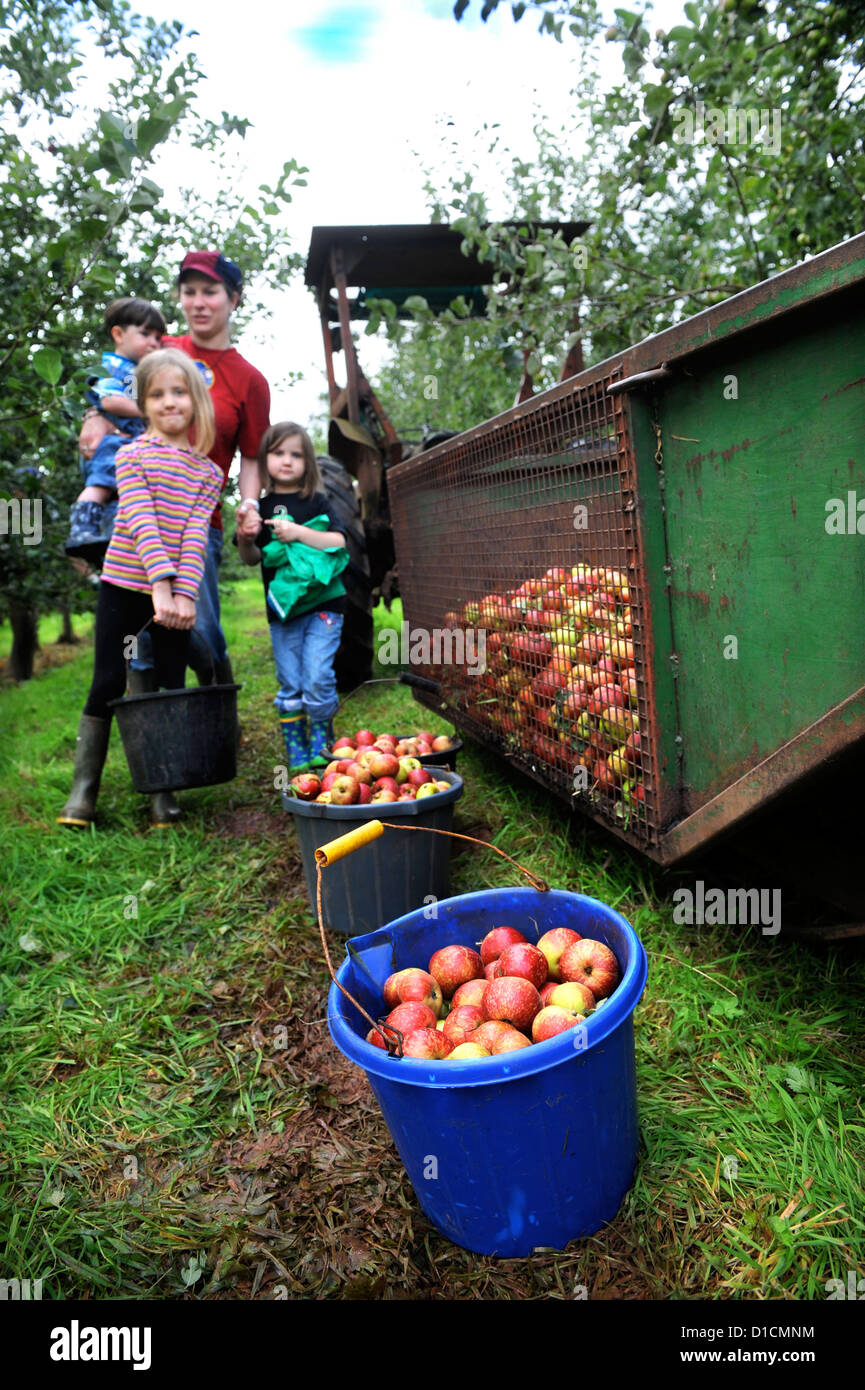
[318,455,374,690]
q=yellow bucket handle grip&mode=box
[315,819,384,866]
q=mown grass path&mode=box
[1,580,863,1299]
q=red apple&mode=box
[357,782,373,804]
[536,927,583,981]
[452,979,488,1010]
[483,961,499,983]
[407,766,433,787]
[472,1020,515,1050]
[539,981,559,1008]
[428,944,485,998]
[496,942,548,990]
[373,737,397,753]
[491,1028,532,1054]
[367,750,400,779]
[385,1001,438,1035]
[289,773,321,801]
[431,735,452,752]
[354,729,376,747]
[382,969,410,1010]
[479,925,528,966]
[393,968,444,1017]
[482,977,542,1032]
[442,1004,486,1046]
[371,788,398,803]
[329,775,360,805]
[372,776,400,794]
[531,1005,586,1044]
[344,761,373,785]
[332,737,355,752]
[402,1027,455,1059]
[560,938,620,999]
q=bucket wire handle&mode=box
[332,672,442,719]
[127,617,220,688]
[315,817,549,1057]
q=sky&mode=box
[80,0,685,435]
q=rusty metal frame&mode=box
[656,684,865,864]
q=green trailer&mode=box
[387,231,865,910]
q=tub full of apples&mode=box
[328,883,648,1256]
[283,765,464,936]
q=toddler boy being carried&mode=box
[65,296,165,563]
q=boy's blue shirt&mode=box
[85,351,144,442]
[87,350,137,405]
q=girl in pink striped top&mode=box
[59,350,223,830]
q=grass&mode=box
[1,577,863,1300]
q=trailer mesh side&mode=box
[388,367,661,850]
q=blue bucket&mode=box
[327,886,648,1257]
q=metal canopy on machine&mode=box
[305,220,591,503]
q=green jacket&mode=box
[262,514,349,622]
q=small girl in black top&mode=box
[237,422,347,771]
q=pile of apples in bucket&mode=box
[439,564,644,807]
[367,925,620,1058]
[289,727,457,805]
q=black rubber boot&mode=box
[127,666,156,695]
[150,790,182,829]
[127,669,183,826]
[57,715,111,827]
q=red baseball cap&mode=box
[178,250,243,293]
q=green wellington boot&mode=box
[57,715,111,828]
[307,718,333,769]
[280,712,311,772]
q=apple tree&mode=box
[0,0,307,679]
[388,0,865,390]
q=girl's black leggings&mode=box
[84,581,189,720]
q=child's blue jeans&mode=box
[269,610,343,720]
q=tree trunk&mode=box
[57,605,77,644]
[7,597,39,680]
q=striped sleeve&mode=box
[173,462,225,599]
[114,442,176,584]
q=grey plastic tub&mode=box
[282,768,464,935]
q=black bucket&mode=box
[283,768,463,935]
[108,682,241,792]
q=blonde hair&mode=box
[256,421,320,499]
[135,348,216,459]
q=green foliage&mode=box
[0,0,308,673]
[433,0,865,382]
[371,314,523,439]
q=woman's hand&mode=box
[236,499,261,538]
[264,516,300,544]
[173,595,197,630]
[152,580,181,628]
[79,412,113,461]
